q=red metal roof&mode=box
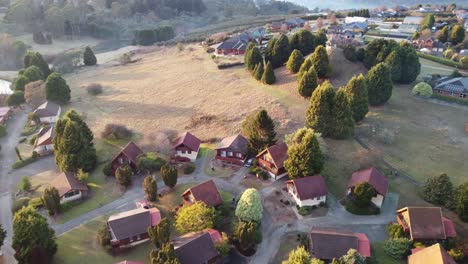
[397,207,451,240]
[173,132,201,152]
[286,175,328,201]
[112,141,143,165]
[442,217,457,238]
[256,142,288,169]
[348,167,388,195]
[182,180,223,207]
[355,233,371,257]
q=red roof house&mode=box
[408,243,456,264]
[310,228,371,260]
[111,142,143,173]
[256,142,288,180]
[172,132,201,162]
[181,180,223,207]
[51,172,89,204]
[215,134,248,166]
[396,207,457,241]
[34,125,54,155]
[286,175,328,207]
[347,167,388,208]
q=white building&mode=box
[33,101,61,124]
[171,132,201,162]
[51,172,88,204]
[345,16,368,24]
[286,175,328,207]
[34,125,54,155]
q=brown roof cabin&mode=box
[396,207,457,241]
[172,132,201,162]
[34,125,54,155]
[310,228,371,261]
[51,172,89,204]
[111,142,143,173]
[286,175,328,207]
[256,142,288,180]
[347,167,388,208]
[214,134,248,166]
[107,207,161,249]
[408,243,456,264]
[181,180,223,207]
[173,231,221,264]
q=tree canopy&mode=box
[143,175,158,202]
[45,72,71,105]
[150,243,180,264]
[330,89,354,139]
[283,246,313,264]
[241,109,276,155]
[353,182,376,208]
[287,49,304,74]
[310,45,329,78]
[344,74,368,122]
[365,63,393,106]
[262,61,276,85]
[305,81,335,136]
[83,46,97,66]
[42,186,61,216]
[235,188,263,222]
[449,25,465,44]
[148,218,170,249]
[298,67,318,98]
[24,51,50,77]
[175,201,216,233]
[161,165,178,188]
[455,182,468,222]
[115,164,132,188]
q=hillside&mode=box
[287,0,461,10]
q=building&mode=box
[181,180,223,207]
[172,132,201,162]
[34,125,54,155]
[408,243,456,264]
[0,106,11,125]
[396,207,457,241]
[173,231,220,264]
[256,142,288,180]
[110,142,143,173]
[286,175,328,207]
[33,101,61,124]
[343,22,368,33]
[284,18,306,29]
[433,77,468,100]
[216,32,252,55]
[310,228,371,261]
[345,16,368,23]
[347,167,388,208]
[403,16,424,25]
[51,172,89,204]
[107,207,161,249]
[214,134,248,166]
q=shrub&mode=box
[103,163,113,176]
[101,124,133,140]
[97,224,112,252]
[119,53,132,65]
[257,170,268,180]
[29,197,43,209]
[417,52,463,68]
[412,82,433,98]
[448,249,464,262]
[20,176,31,191]
[0,125,6,138]
[184,164,195,174]
[7,91,25,106]
[298,206,313,216]
[432,93,468,106]
[383,238,412,260]
[12,197,30,213]
[86,83,103,95]
[386,223,405,239]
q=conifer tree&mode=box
[298,67,318,98]
[289,32,301,52]
[298,29,316,55]
[244,42,256,69]
[143,175,158,202]
[264,38,277,65]
[385,50,402,83]
[261,61,276,85]
[344,74,368,122]
[45,72,71,105]
[42,187,61,216]
[297,57,313,79]
[161,165,178,188]
[253,63,264,81]
[399,42,421,84]
[286,49,304,74]
[24,51,51,77]
[148,218,171,249]
[365,63,393,106]
[83,46,97,66]
[315,29,328,47]
[150,243,180,264]
[330,89,354,139]
[241,109,276,154]
[437,26,449,43]
[310,45,330,78]
[271,34,291,68]
[115,164,132,188]
[449,25,465,44]
[246,46,262,72]
[305,81,335,136]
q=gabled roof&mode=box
[408,243,456,264]
[215,134,248,153]
[256,142,288,169]
[108,208,151,241]
[348,167,388,196]
[285,18,306,25]
[182,180,223,207]
[51,172,88,197]
[396,207,453,240]
[434,77,468,94]
[173,132,201,152]
[112,142,143,164]
[310,228,365,260]
[286,175,328,201]
[33,101,60,118]
[36,125,54,147]
[173,232,219,264]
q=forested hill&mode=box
[287,0,461,10]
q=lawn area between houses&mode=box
[272,232,303,264]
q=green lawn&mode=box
[202,147,236,178]
[371,242,403,264]
[272,232,302,264]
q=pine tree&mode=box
[385,50,402,83]
[298,29,316,55]
[344,74,368,122]
[246,46,262,72]
[330,89,354,139]
[437,26,449,43]
[235,221,258,252]
[286,49,304,73]
[310,45,330,78]
[365,63,393,106]
[150,243,180,264]
[241,109,276,154]
[289,32,301,52]
[305,81,335,136]
[449,25,465,44]
[284,128,324,179]
[271,34,291,68]
[161,165,178,188]
[83,46,97,66]
[115,164,133,188]
[298,67,318,98]
[42,187,61,216]
[253,63,264,81]
[261,61,276,85]
[264,38,277,65]
[143,175,158,202]
[297,57,313,79]
[24,51,51,77]
[148,218,171,249]
[315,29,328,47]
[244,42,256,69]
[399,42,421,84]
[45,72,71,105]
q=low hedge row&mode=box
[417,52,465,69]
[431,93,468,107]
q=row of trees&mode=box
[437,24,466,44]
[245,44,276,85]
[347,9,370,18]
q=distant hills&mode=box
[285,0,461,10]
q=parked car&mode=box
[244,158,254,167]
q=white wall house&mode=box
[172,132,201,162]
[288,185,327,207]
[175,148,199,162]
[286,176,328,208]
[60,190,84,204]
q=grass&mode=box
[371,241,403,264]
[203,148,236,178]
[417,52,465,69]
[20,123,38,137]
[272,232,303,264]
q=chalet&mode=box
[172,132,201,162]
[433,77,468,100]
[107,207,161,249]
[173,231,221,264]
[216,32,251,55]
[284,18,306,29]
[396,207,456,241]
[181,180,223,207]
[256,142,288,180]
[51,172,89,204]
[408,243,456,264]
[110,142,143,173]
[310,228,371,261]
[34,125,54,155]
[270,21,285,32]
[0,106,11,125]
[347,167,388,208]
[214,134,248,166]
[286,175,328,207]
[33,101,61,124]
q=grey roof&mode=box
[33,101,60,118]
[174,232,219,264]
[434,77,468,94]
[108,208,151,241]
[215,134,248,153]
[217,35,249,51]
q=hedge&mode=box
[417,52,465,69]
[12,156,39,169]
[431,94,468,107]
[217,62,244,69]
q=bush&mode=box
[12,157,37,169]
[29,197,43,209]
[432,93,468,107]
[12,197,30,213]
[0,125,6,138]
[257,170,268,180]
[101,124,133,140]
[383,238,412,260]
[417,52,464,69]
[386,223,405,239]
[97,223,112,252]
[183,164,195,174]
[344,199,380,215]
[119,53,132,65]
[7,91,25,106]
[103,163,113,176]
[86,83,103,95]
[298,206,314,216]
[412,82,433,98]
[20,176,31,191]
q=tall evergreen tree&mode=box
[298,67,318,98]
[241,109,276,154]
[399,42,421,84]
[235,221,258,252]
[315,29,327,47]
[385,50,402,83]
[286,49,304,73]
[24,51,51,77]
[421,14,435,30]
[344,74,368,122]
[244,42,256,69]
[284,128,324,179]
[330,89,354,139]
[310,45,330,78]
[365,63,393,106]
[253,63,264,81]
[143,175,158,202]
[264,38,277,65]
[150,243,180,264]
[289,32,301,52]
[305,81,335,136]
[421,173,454,207]
[83,46,97,66]
[161,165,178,188]
[455,182,468,222]
[42,187,61,216]
[271,34,291,68]
[437,26,449,43]
[246,46,263,72]
[115,164,133,188]
[297,57,313,79]
[45,72,71,105]
[148,218,171,249]
[261,61,276,85]
[449,25,465,44]
[298,29,316,55]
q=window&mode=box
[220,151,226,157]
[181,150,186,154]
[228,151,233,157]
[118,158,123,164]
[236,153,242,158]
[187,150,191,154]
